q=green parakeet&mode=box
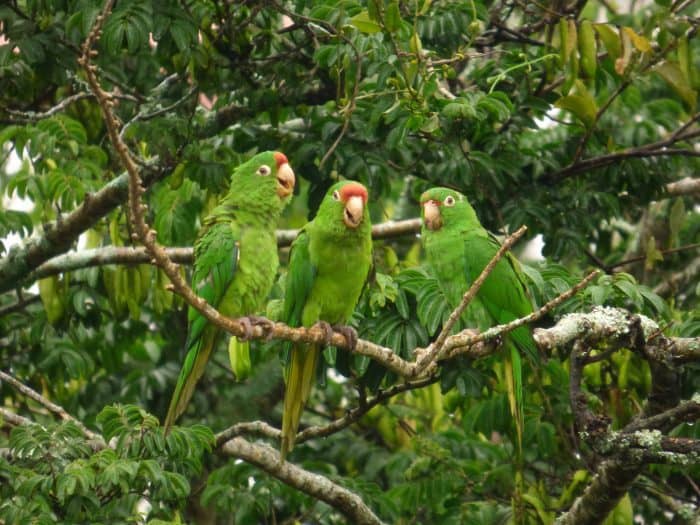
[280,181,373,459]
[420,187,537,453]
[164,151,295,432]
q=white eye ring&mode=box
[444,196,456,207]
[257,165,271,176]
[332,190,341,201]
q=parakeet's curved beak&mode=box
[343,195,364,228]
[276,162,295,198]
[422,200,443,231]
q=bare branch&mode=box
[624,397,700,433]
[547,113,700,184]
[215,421,281,447]
[666,177,700,197]
[0,293,41,317]
[2,91,140,124]
[444,270,601,356]
[653,254,700,298]
[0,406,33,427]
[0,370,102,443]
[24,218,421,282]
[296,376,439,444]
[220,437,384,525]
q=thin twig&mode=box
[414,225,528,376]
[0,370,101,442]
[444,270,601,355]
[296,375,439,443]
[607,243,700,270]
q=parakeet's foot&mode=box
[237,315,274,341]
[332,324,358,350]
[312,321,334,346]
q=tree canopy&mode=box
[1,0,699,523]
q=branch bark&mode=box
[0,370,103,443]
[666,177,700,197]
[219,437,384,525]
[23,219,421,283]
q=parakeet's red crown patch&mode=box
[340,183,368,203]
[274,152,288,167]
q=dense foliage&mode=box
[1,0,698,523]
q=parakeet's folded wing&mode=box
[281,229,316,329]
[164,221,240,431]
[462,232,537,361]
[280,229,318,458]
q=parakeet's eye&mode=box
[444,196,456,207]
[332,190,341,201]
[257,165,271,176]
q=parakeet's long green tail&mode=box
[164,327,218,433]
[504,328,535,525]
[281,344,319,460]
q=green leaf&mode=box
[594,23,622,61]
[384,1,401,33]
[555,80,598,128]
[653,60,697,111]
[603,493,633,525]
[350,11,381,34]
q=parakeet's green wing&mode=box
[164,221,239,430]
[281,229,316,330]
[280,229,318,458]
[462,232,537,361]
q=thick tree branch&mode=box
[23,219,421,282]
[556,306,686,525]
[0,406,33,427]
[653,255,700,298]
[219,437,384,525]
[666,176,700,197]
[624,396,700,433]
[0,168,161,294]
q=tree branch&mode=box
[0,370,102,443]
[219,437,384,525]
[653,254,700,298]
[0,167,162,294]
[666,177,700,196]
[624,396,700,433]
[414,226,528,375]
[22,219,421,283]
[0,406,34,428]
[546,115,700,184]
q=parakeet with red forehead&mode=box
[280,181,373,459]
[164,151,295,432]
[420,187,537,455]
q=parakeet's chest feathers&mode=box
[423,224,477,309]
[303,221,372,326]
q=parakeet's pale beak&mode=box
[276,162,295,198]
[422,200,443,231]
[343,195,364,228]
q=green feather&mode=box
[164,151,293,432]
[420,186,537,476]
[280,181,373,460]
